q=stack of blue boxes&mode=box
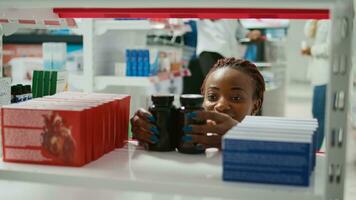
[223,116,318,186]
[126,49,150,77]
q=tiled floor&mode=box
[286,82,356,200]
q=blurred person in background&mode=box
[301,19,330,150]
[197,19,261,76]
[184,19,261,95]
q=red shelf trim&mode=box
[53,8,329,19]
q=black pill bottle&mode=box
[148,94,177,151]
[177,94,206,154]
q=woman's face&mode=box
[203,67,261,122]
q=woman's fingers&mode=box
[136,108,156,123]
[130,108,160,144]
[189,111,231,123]
[183,123,230,135]
[183,111,238,135]
[132,127,159,144]
[195,124,224,135]
[131,114,159,135]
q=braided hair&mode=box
[201,57,265,111]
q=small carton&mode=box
[42,96,108,160]
[1,102,87,166]
[49,93,112,157]
[31,99,97,163]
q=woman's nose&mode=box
[214,98,231,112]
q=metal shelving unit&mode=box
[0,1,354,200]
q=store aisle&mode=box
[286,81,356,200]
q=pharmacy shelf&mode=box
[95,76,152,88]
[94,69,191,89]
[93,19,191,36]
[0,142,326,200]
[94,20,151,35]
[0,1,352,200]
[68,73,85,87]
[240,19,290,29]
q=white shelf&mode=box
[93,19,191,36]
[94,20,151,35]
[0,142,326,200]
[95,76,152,88]
[95,69,190,89]
[68,73,85,87]
[240,19,290,29]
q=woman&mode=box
[131,58,265,148]
[301,20,330,150]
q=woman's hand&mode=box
[182,111,238,149]
[130,108,159,144]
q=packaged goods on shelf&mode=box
[124,47,184,77]
[0,92,130,167]
[223,116,318,186]
[125,49,150,77]
[32,70,68,98]
[11,84,32,103]
[50,92,131,149]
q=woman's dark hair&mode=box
[201,57,265,106]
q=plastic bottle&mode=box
[177,94,206,154]
[148,94,177,151]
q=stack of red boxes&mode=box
[0,92,130,167]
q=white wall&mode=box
[285,20,310,83]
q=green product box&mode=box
[32,71,38,98]
[49,71,57,95]
[43,71,51,96]
[37,71,44,98]
[32,70,44,98]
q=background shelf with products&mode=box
[74,18,194,114]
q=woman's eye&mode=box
[207,94,218,101]
[232,96,242,101]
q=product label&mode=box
[2,108,85,166]
[4,128,43,147]
[5,148,52,162]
